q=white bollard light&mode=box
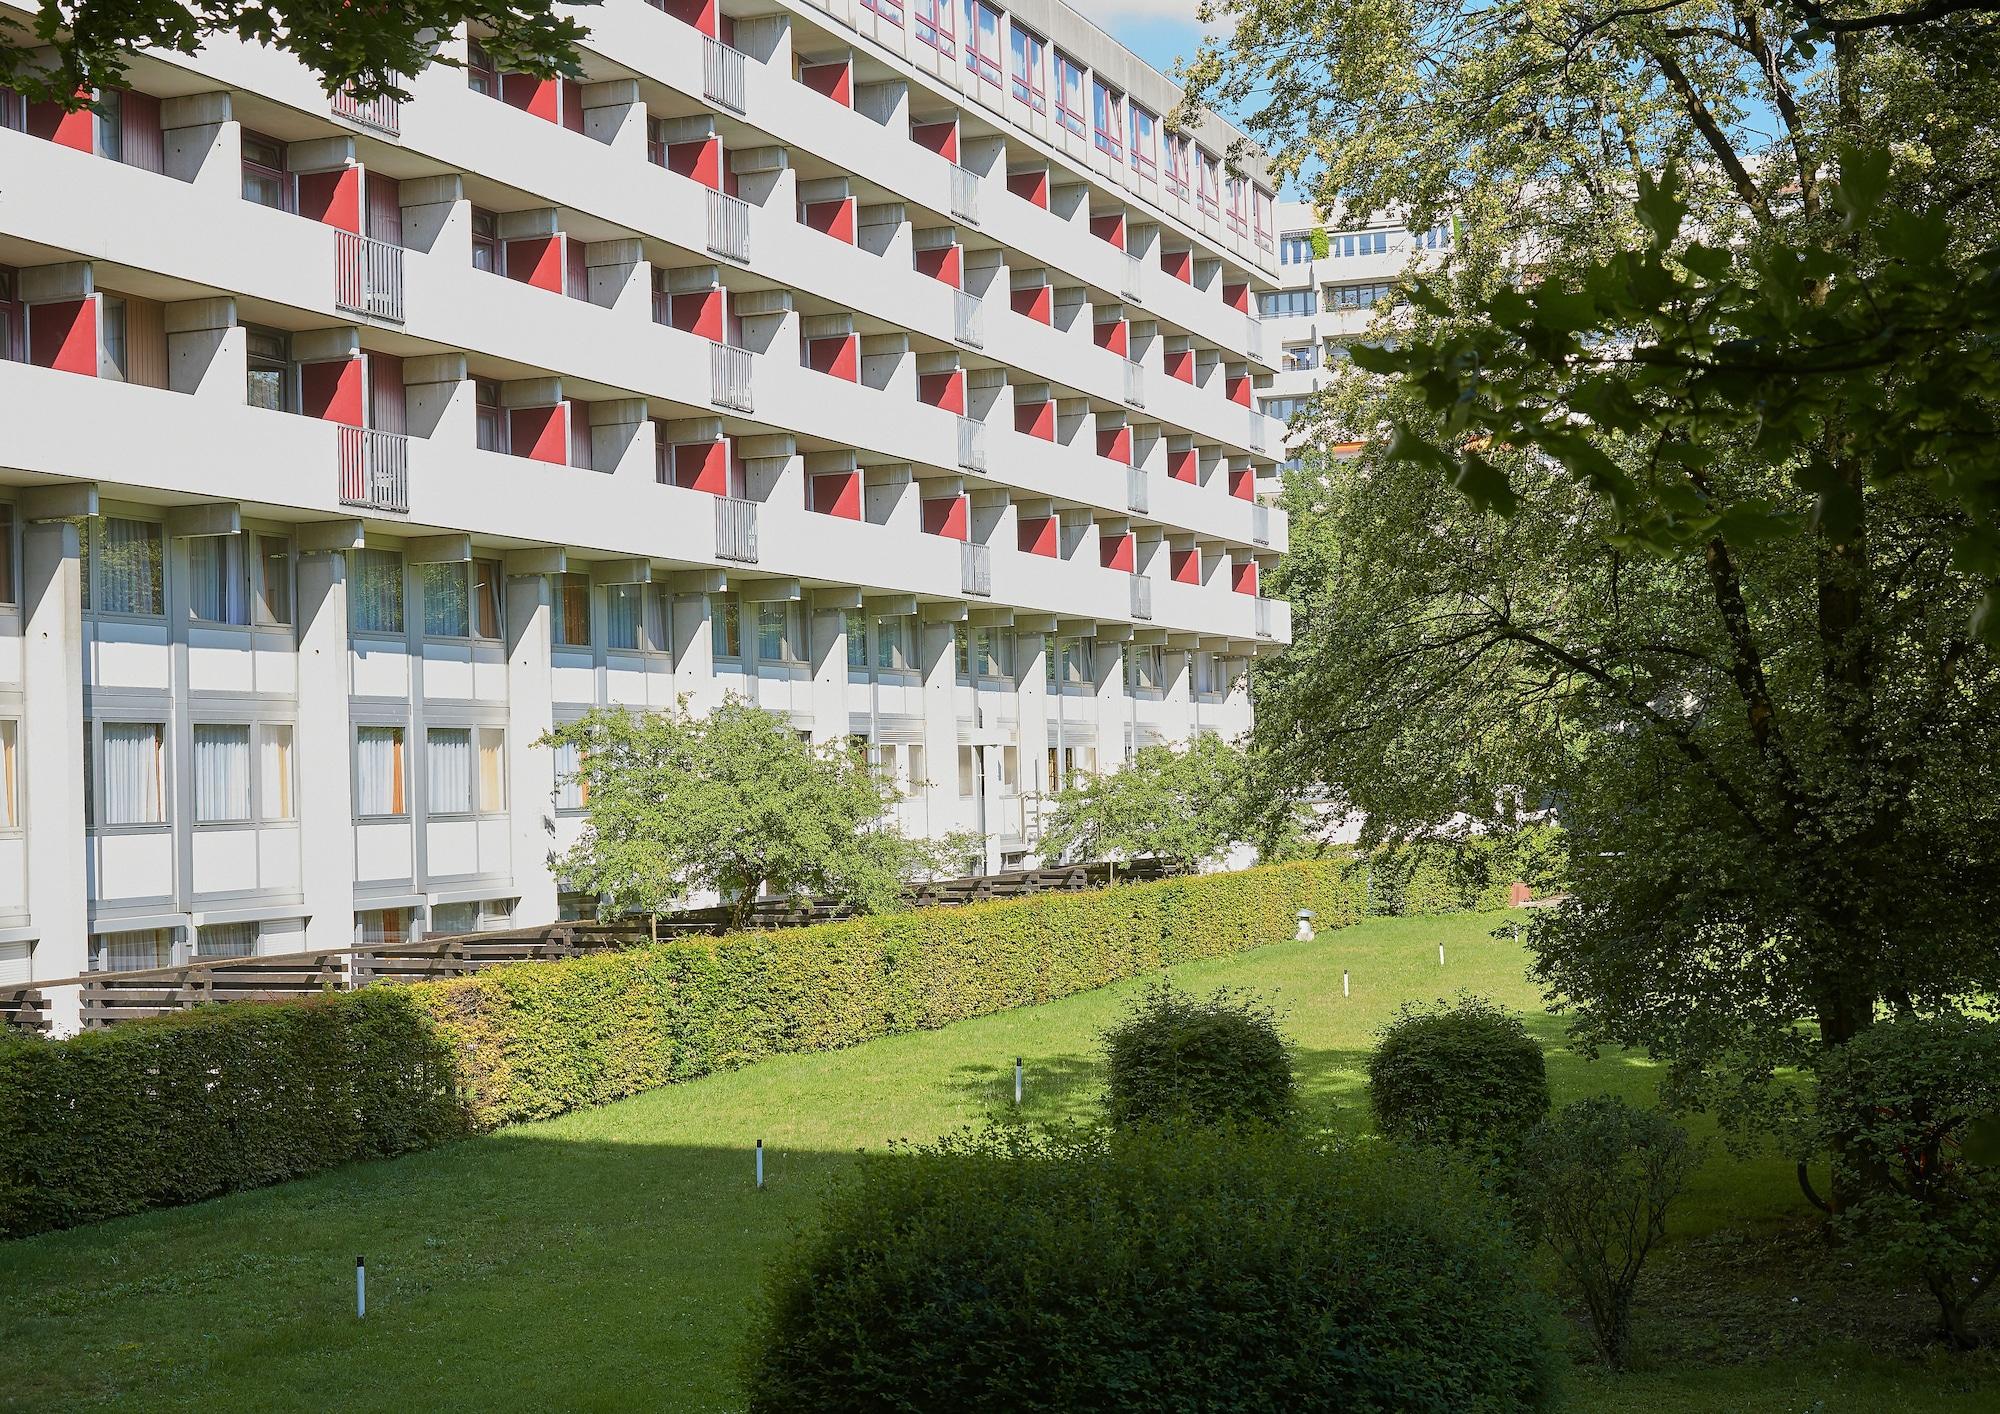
[356,1256,366,1319]
[1439,942,1446,967]
[755,1138,764,1190]
[1342,969,1350,999]
[1014,1056,1023,1106]
[1294,908,1316,942]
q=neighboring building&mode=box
[0,0,1289,1027]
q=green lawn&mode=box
[4,911,1995,1410]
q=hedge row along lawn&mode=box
[3,912,1994,1411]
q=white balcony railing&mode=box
[1130,575,1153,621]
[337,425,409,513]
[710,342,754,413]
[330,87,400,136]
[334,231,404,323]
[957,415,987,472]
[953,290,984,349]
[1126,465,1149,514]
[1255,597,1275,639]
[961,540,992,597]
[1245,312,1266,360]
[703,37,747,114]
[1122,252,1143,302]
[1252,502,1272,547]
[949,165,981,224]
[716,495,759,562]
[706,189,750,262]
[1122,358,1144,408]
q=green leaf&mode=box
[1964,1114,2000,1166]
[1634,168,1687,244]
[1451,450,1520,517]
[1830,146,1892,226]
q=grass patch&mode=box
[2,910,1994,1410]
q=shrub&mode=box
[1349,826,1567,916]
[1813,1014,2000,1350]
[1101,983,1295,1128]
[744,1123,1559,1412]
[1518,1096,1696,1368]
[1369,993,1550,1161]
[0,988,467,1238]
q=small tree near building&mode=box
[1034,734,1297,869]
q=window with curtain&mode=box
[197,922,257,958]
[186,534,247,624]
[0,720,14,828]
[974,627,1009,679]
[756,602,800,663]
[711,594,741,659]
[554,573,591,646]
[93,928,171,971]
[426,727,472,814]
[261,724,294,820]
[99,722,165,825]
[355,725,407,817]
[471,559,502,639]
[478,727,506,811]
[254,534,292,625]
[647,586,673,655]
[192,723,252,822]
[554,738,587,810]
[845,610,867,669]
[358,908,407,946]
[874,616,912,671]
[92,518,164,616]
[430,901,478,936]
[350,549,404,633]
[422,561,471,638]
[954,624,971,679]
[604,582,644,651]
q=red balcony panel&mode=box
[1161,248,1193,283]
[1097,426,1131,465]
[1010,285,1051,324]
[919,370,965,413]
[671,288,724,340]
[1222,281,1250,313]
[912,120,959,162]
[811,471,863,520]
[561,80,584,134]
[1014,400,1053,440]
[662,0,719,35]
[511,403,570,465]
[1233,559,1259,595]
[1007,168,1050,208]
[1228,466,1256,500]
[27,297,97,376]
[801,61,852,106]
[807,333,859,381]
[1101,533,1135,573]
[1167,447,1198,483]
[1170,547,1201,584]
[915,244,962,288]
[301,357,363,426]
[1164,348,1194,383]
[1225,374,1253,407]
[674,439,729,493]
[504,235,565,292]
[1093,318,1128,356]
[297,166,361,232]
[804,197,856,243]
[26,92,93,151]
[923,494,969,540]
[1089,212,1126,250]
[501,74,560,123]
[667,136,721,190]
[1018,515,1058,558]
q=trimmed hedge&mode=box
[1102,983,1297,1129]
[1369,994,1550,1160]
[2,860,1364,1236]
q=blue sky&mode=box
[1068,0,1211,83]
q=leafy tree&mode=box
[544,699,934,930]
[0,0,590,108]
[1184,0,2000,1148]
[1034,734,1298,868]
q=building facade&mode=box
[0,0,1289,1027]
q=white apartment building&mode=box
[0,0,1290,1029]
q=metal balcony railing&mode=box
[957,415,987,472]
[961,540,992,597]
[338,426,409,513]
[953,290,984,349]
[1122,252,1143,301]
[1252,503,1272,547]
[703,37,747,114]
[716,495,759,563]
[1255,597,1275,639]
[1123,358,1144,408]
[330,87,400,136]
[710,342,754,413]
[707,189,750,262]
[1130,575,1153,620]
[1126,465,1149,514]
[334,231,404,323]
[949,164,981,224]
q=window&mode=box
[0,268,21,363]
[100,296,127,381]
[0,720,18,829]
[471,558,502,639]
[431,902,478,936]
[1326,280,1398,309]
[1129,105,1157,175]
[1091,79,1123,161]
[756,601,802,663]
[1198,150,1220,215]
[93,929,172,972]
[953,624,970,679]
[197,922,257,959]
[555,737,588,810]
[0,89,21,133]
[192,723,252,823]
[475,377,507,451]
[186,534,247,624]
[997,744,1019,792]
[1129,645,1163,692]
[255,535,292,625]
[358,908,409,946]
[262,724,295,820]
[972,627,1009,679]
[240,130,290,211]
[478,726,505,811]
[1054,52,1086,136]
[1165,134,1189,198]
[1254,188,1274,249]
[1414,221,1451,249]
[0,503,12,605]
[1279,231,1315,265]
[99,722,165,825]
[914,0,953,56]
[845,609,868,669]
[963,0,1001,85]
[87,518,164,616]
[1060,637,1092,685]
[604,582,646,651]
[426,727,473,814]
[420,558,502,641]
[1009,25,1045,111]
[466,39,497,96]
[554,573,591,646]
[1260,395,1311,422]
[244,326,291,411]
[355,725,407,817]
[93,89,123,161]
[874,614,912,671]
[1258,288,1317,318]
[1329,230,1390,259]
[863,0,904,24]
[1226,176,1248,235]
[350,548,405,634]
[1281,344,1319,372]
[711,593,742,659]
[471,209,499,273]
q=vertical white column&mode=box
[1161,649,1194,745]
[1014,629,1049,845]
[295,545,357,953]
[1094,638,1129,772]
[807,595,851,746]
[22,517,89,1028]
[918,616,962,838]
[505,573,558,925]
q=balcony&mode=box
[330,87,400,136]
[706,189,750,263]
[1130,575,1153,620]
[1252,503,1272,547]
[1126,465,1149,514]
[1255,597,1274,639]
[1122,253,1143,302]
[709,342,754,413]
[703,37,748,114]
[949,165,981,225]
[961,540,992,596]
[338,426,409,513]
[334,231,404,323]
[957,415,987,472]
[953,291,984,349]
[716,495,759,562]
[1122,358,1144,409]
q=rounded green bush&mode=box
[1369,993,1550,1157]
[1101,982,1296,1128]
[744,1124,1559,1412]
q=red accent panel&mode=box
[918,371,965,413]
[28,297,97,375]
[1007,169,1049,208]
[671,289,724,341]
[663,0,719,36]
[120,91,164,173]
[1100,533,1136,573]
[27,93,93,150]
[923,495,969,540]
[1233,558,1259,595]
[1226,374,1252,407]
[915,244,962,288]
[1228,467,1256,500]
[1164,348,1194,383]
[1097,426,1131,464]
[1089,212,1126,250]
[511,404,570,465]
[365,172,403,243]
[1014,400,1053,440]
[911,121,959,162]
[501,74,559,123]
[504,236,564,292]
[1018,516,1058,558]
[1093,319,1128,356]
[674,440,729,494]
[1161,248,1193,283]
[1170,548,1201,585]
[1168,447,1199,483]
[296,167,361,232]
[668,137,721,189]
[811,471,863,519]
[1222,281,1250,313]
[367,352,406,434]
[300,357,364,426]
[1010,285,1051,324]
[804,197,856,243]
[807,334,858,381]
[561,80,584,133]
[801,62,852,106]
